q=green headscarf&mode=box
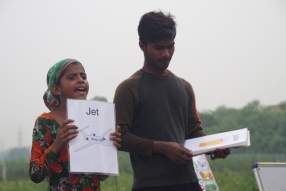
[43,58,81,111]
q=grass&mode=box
[0,172,257,191]
[101,172,133,191]
[0,174,132,191]
[1,153,285,191]
[0,179,46,191]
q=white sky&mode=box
[0,0,285,150]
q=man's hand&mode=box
[153,141,193,165]
[211,148,231,160]
[110,125,121,149]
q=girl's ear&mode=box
[51,84,61,95]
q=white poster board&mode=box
[67,99,119,175]
[193,154,220,191]
[252,162,286,191]
[185,128,250,156]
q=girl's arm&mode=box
[29,116,78,183]
[29,116,58,183]
[51,119,78,155]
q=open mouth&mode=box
[75,87,86,92]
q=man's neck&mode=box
[141,67,169,76]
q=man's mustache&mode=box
[158,57,171,62]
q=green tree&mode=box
[199,100,286,154]
[279,101,286,110]
[6,147,30,161]
[91,96,108,102]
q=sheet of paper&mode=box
[193,154,220,191]
[67,99,119,175]
[184,128,250,156]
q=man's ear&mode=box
[51,84,61,96]
[139,41,146,52]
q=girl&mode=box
[29,58,121,191]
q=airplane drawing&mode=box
[74,126,112,152]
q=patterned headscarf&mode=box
[43,58,81,111]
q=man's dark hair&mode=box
[138,11,177,46]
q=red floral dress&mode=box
[29,113,101,191]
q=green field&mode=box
[0,153,285,191]
[0,174,132,191]
[0,170,260,191]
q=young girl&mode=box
[29,58,121,191]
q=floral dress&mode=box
[29,113,101,191]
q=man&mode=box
[113,11,230,191]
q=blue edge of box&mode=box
[252,162,258,169]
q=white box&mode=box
[184,128,250,156]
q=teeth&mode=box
[76,87,85,91]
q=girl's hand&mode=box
[52,119,78,155]
[110,126,121,149]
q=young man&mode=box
[113,11,230,191]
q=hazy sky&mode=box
[1,0,285,150]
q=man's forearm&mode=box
[119,131,154,157]
[152,141,167,154]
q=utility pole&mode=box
[2,162,6,181]
[1,141,6,181]
[18,125,22,148]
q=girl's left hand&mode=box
[110,125,121,149]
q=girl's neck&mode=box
[50,107,66,116]
[49,107,67,125]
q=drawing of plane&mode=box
[74,126,112,152]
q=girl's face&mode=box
[55,63,89,101]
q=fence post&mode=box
[2,161,7,181]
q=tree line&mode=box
[199,100,286,154]
[1,99,285,162]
